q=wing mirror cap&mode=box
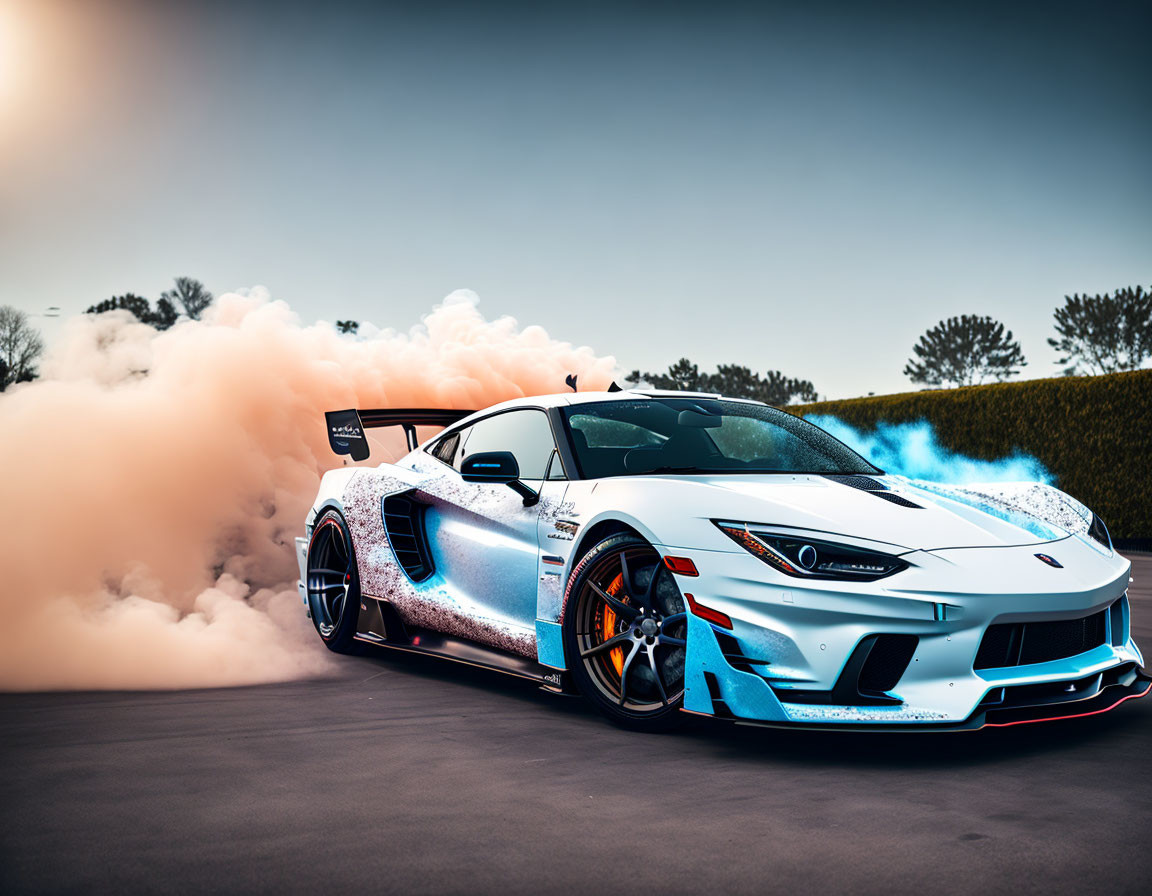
[460,451,520,483]
[460,451,539,506]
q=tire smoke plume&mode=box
[0,289,615,691]
[808,415,1053,485]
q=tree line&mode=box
[902,285,1150,389]
[630,284,1151,402]
[0,277,213,390]
[2,282,1149,394]
[624,359,818,406]
[82,277,214,330]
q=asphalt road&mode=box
[3,557,1151,896]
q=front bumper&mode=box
[670,538,1148,729]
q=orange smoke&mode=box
[0,289,616,690]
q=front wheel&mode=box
[564,534,688,731]
[305,509,360,653]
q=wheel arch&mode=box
[569,518,646,566]
[561,515,660,628]
[307,498,349,538]
[568,509,667,569]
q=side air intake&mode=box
[858,634,919,693]
[382,493,435,582]
[773,633,919,706]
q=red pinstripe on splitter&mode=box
[984,681,1151,728]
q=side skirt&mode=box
[354,596,576,695]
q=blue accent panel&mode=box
[536,620,567,669]
[683,613,789,721]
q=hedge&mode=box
[791,369,1152,544]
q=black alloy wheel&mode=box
[305,509,360,653]
[564,533,688,731]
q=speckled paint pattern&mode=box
[780,703,952,723]
[906,479,1092,539]
[342,470,407,599]
[342,467,536,658]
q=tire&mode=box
[563,533,689,732]
[305,509,361,654]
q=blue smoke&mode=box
[808,415,1053,485]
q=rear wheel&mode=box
[564,534,688,731]
[305,509,360,653]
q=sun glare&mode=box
[0,6,18,106]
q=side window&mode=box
[459,410,557,481]
[569,415,664,449]
[430,430,461,466]
[545,450,566,481]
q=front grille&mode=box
[974,609,1108,670]
[1110,595,1129,646]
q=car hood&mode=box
[637,473,1092,552]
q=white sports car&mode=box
[298,389,1148,731]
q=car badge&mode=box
[1035,553,1063,568]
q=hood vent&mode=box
[873,492,923,509]
[826,474,888,491]
[825,474,923,509]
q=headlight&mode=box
[1088,513,1112,550]
[715,522,909,581]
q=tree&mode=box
[161,276,213,320]
[335,320,360,335]
[1048,286,1152,375]
[153,297,179,329]
[85,293,179,330]
[703,364,817,405]
[626,359,818,405]
[627,358,704,391]
[707,363,763,399]
[651,357,706,391]
[0,305,45,390]
[903,314,1026,387]
[759,369,818,405]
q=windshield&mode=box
[561,398,880,478]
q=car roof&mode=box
[460,389,765,419]
[419,390,777,451]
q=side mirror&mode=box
[460,451,539,505]
[461,451,520,483]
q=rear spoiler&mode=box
[324,408,475,461]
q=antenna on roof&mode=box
[565,373,578,392]
[607,381,623,392]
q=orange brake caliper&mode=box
[600,572,626,676]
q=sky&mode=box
[0,0,1149,400]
